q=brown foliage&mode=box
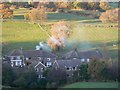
[48,21,70,51]
[0,3,13,19]
[88,58,107,81]
[26,6,47,24]
[56,2,71,9]
[99,8,119,23]
[99,0,111,10]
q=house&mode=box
[29,61,47,79]
[6,49,25,67]
[5,48,106,79]
[5,48,57,68]
[62,48,79,59]
[52,59,89,77]
[23,48,57,67]
[62,48,104,61]
[23,49,57,78]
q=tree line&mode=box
[2,58,119,89]
[1,1,119,23]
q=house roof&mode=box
[79,49,103,59]
[8,49,23,56]
[23,49,57,58]
[62,48,103,59]
[54,59,83,68]
[34,61,46,68]
[62,48,79,59]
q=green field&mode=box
[2,8,119,59]
[62,82,119,88]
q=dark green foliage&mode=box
[12,67,38,88]
[75,2,89,10]
[73,2,100,10]
[46,68,67,86]
[35,79,47,88]
[73,70,79,82]
[2,63,15,86]
[107,60,119,81]
[88,58,109,81]
[73,64,90,82]
[88,2,100,10]
[79,64,90,81]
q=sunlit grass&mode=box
[63,82,119,88]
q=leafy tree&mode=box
[48,21,70,51]
[46,68,67,86]
[88,2,100,10]
[88,58,107,81]
[34,78,47,88]
[107,60,119,81]
[73,70,79,82]
[12,67,38,88]
[56,2,72,9]
[0,3,13,19]
[79,64,90,81]
[73,2,89,10]
[46,2,56,11]
[73,64,90,82]
[99,0,111,10]
[2,63,15,86]
[99,8,119,23]
[24,6,47,24]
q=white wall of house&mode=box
[10,56,23,67]
[46,62,52,67]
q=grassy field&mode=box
[62,82,119,88]
[2,20,50,54]
[2,8,119,60]
[13,9,94,21]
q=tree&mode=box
[56,2,72,9]
[47,21,70,51]
[46,68,67,86]
[99,0,111,10]
[0,3,13,19]
[12,67,38,88]
[46,2,56,11]
[2,63,15,86]
[88,2,100,10]
[107,60,119,81]
[73,70,79,82]
[36,79,47,88]
[79,64,90,81]
[73,64,90,82]
[99,8,119,23]
[73,2,89,10]
[88,58,107,81]
[24,6,47,24]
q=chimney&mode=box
[40,47,43,50]
[74,48,77,52]
[20,47,23,53]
